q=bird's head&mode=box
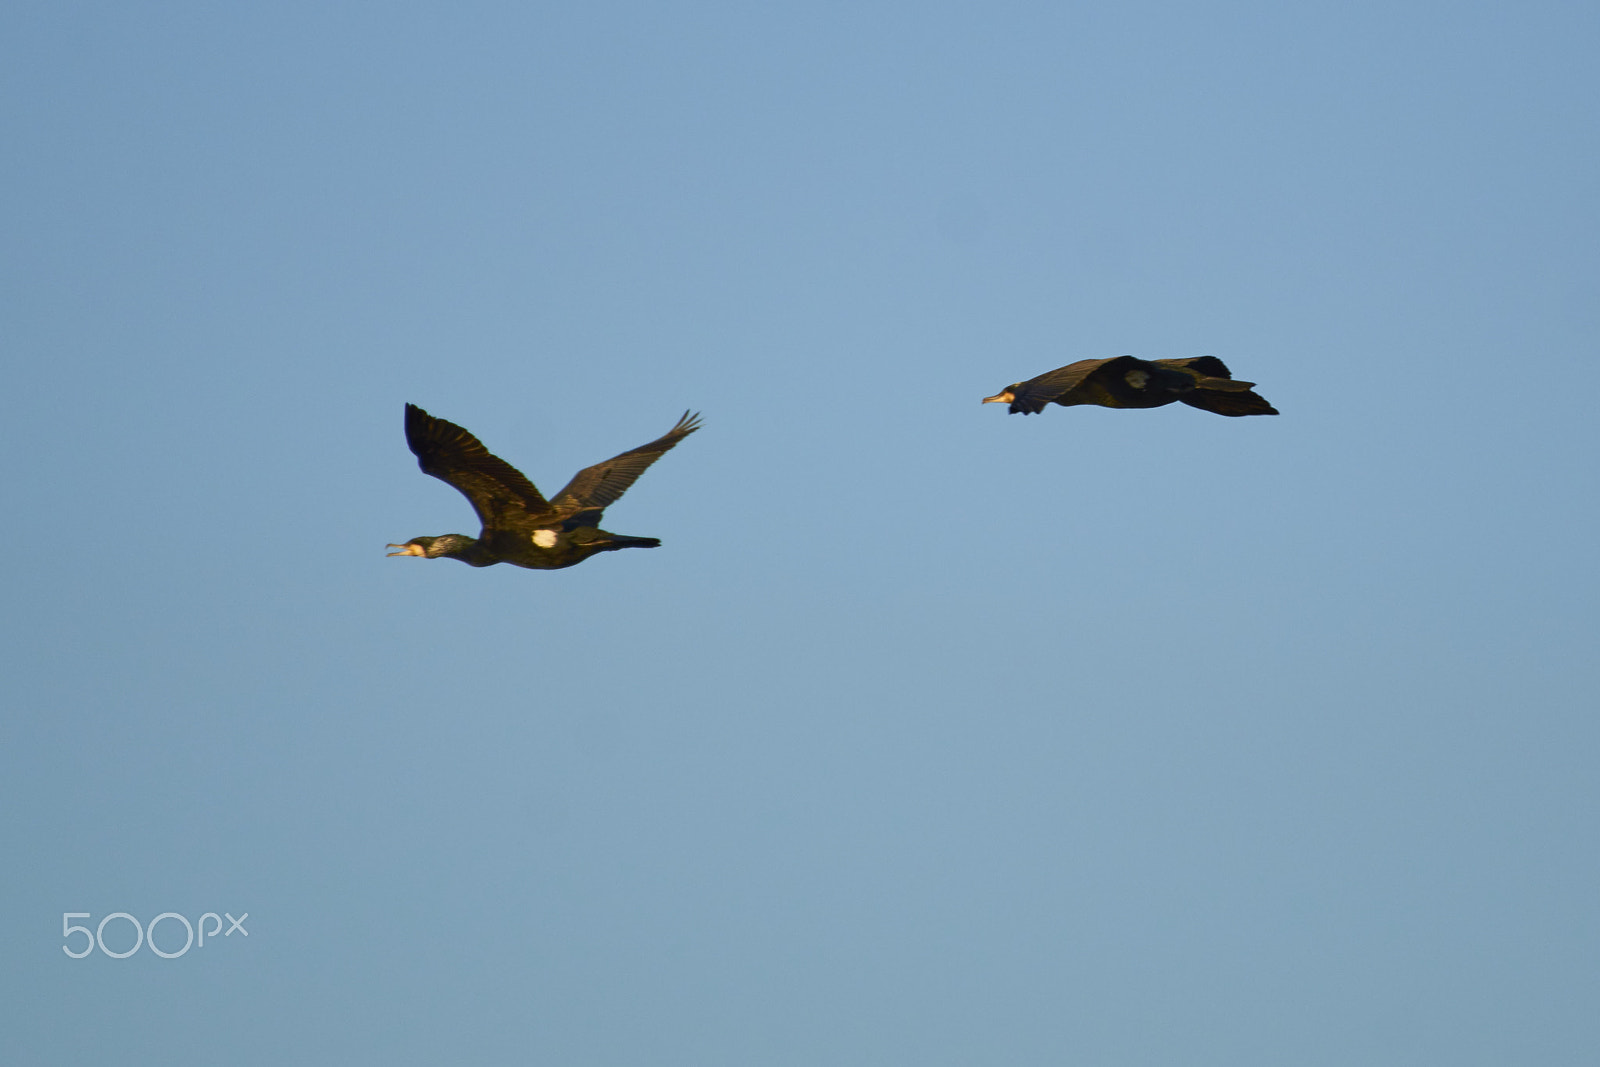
[982,386,1018,405]
[386,534,474,559]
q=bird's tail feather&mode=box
[1180,378,1280,416]
[600,535,662,551]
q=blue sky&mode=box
[4,1,1599,1063]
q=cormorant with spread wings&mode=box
[983,356,1278,417]
[388,404,701,570]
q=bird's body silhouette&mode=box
[983,356,1278,417]
[388,404,701,570]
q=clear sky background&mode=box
[4,1,1598,1063]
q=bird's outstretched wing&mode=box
[1007,356,1140,413]
[1158,355,1280,412]
[1154,356,1279,415]
[1155,355,1235,379]
[550,411,702,517]
[404,404,550,528]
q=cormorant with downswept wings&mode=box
[388,404,701,570]
[983,356,1278,417]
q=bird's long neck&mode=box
[429,534,495,566]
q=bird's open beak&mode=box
[386,543,424,557]
[982,390,1014,405]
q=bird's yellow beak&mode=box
[386,543,425,557]
[982,390,1014,405]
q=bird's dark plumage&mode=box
[983,356,1278,417]
[389,405,701,570]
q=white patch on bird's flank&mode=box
[532,529,559,548]
[1125,369,1149,389]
